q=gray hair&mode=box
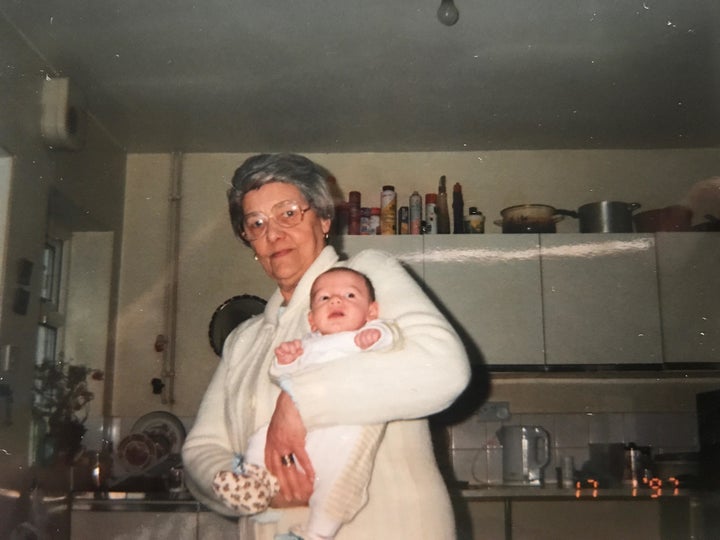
[227,154,336,242]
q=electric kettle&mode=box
[497,425,551,486]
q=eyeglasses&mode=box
[241,200,311,241]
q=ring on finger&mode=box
[280,454,295,467]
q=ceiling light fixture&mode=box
[437,0,459,26]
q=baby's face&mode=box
[308,271,378,334]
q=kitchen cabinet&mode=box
[340,232,717,367]
[197,511,240,539]
[344,234,547,366]
[71,510,197,539]
[458,500,505,540]
[656,232,720,364]
[422,235,545,366]
[461,496,697,540]
[511,500,663,540]
[540,234,662,365]
[340,235,424,279]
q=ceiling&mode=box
[2,0,719,153]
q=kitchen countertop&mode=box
[72,484,714,512]
[71,491,206,512]
[457,484,713,502]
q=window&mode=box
[36,238,66,365]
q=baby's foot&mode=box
[212,463,279,513]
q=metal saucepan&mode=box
[494,204,578,234]
[577,201,641,233]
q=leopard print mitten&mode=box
[211,462,279,513]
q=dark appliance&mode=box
[697,389,720,489]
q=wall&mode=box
[0,12,126,527]
[113,149,720,429]
[449,374,720,486]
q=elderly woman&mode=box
[182,153,471,540]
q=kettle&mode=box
[497,425,551,486]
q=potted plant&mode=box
[32,360,104,465]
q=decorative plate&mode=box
[208,294,266,356]
[131,411,187,455]
[117,432,157,473]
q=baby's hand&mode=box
[355,328,381,350]
[275,340,304,365]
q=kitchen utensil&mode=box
[561,456,575,488]
[497,425,550,486]
[622,443,653,486]
[633,205,693,232]
[577,201,641,233]
[494,204,577,234]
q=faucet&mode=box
[0,383,12,425]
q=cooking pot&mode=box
[692,214,720,232]
[494,204,577,234]
[633,205,693,232]
[577,201,641,233]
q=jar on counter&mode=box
[348,191,361,235]
[398,206,409,234]
[380,185,397,235]
[360,207,372,235]
[425,193,437,234]
[464,207,485,234]
[369,207,381,235]
[409,191,422,234]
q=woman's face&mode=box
[242,182,331,301]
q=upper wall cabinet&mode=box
[339,232,716,368]
[423,235,545,366]
[341,235,424,279]
[655,232,720,364]
[540,234,662,365]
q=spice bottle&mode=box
[452,182,464,234]
[409,191,422,234]
[435,176,451,234]
[399,206,409,234]
[326,175,347,236]
[425,193,437,234]
[380,185,397,235]
[348,191,361,235]
[360,207,371,235]
[369,207,381,235]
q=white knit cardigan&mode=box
[182,246,471,540]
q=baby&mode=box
[212,267,399,540]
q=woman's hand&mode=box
[265,391,315,507]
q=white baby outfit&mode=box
[214,319,398,540]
